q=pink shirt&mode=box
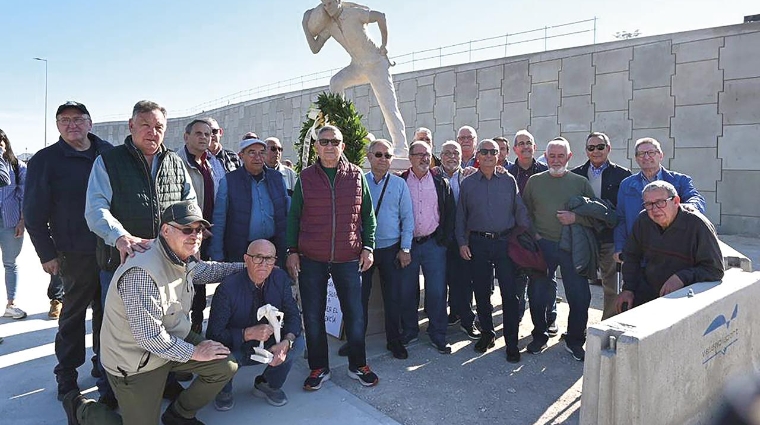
[406,170,440,237]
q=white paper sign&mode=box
[325,277,344,338]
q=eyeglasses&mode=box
[318,138,342,147]
[516,140,534,147]
[586,143,608,152]
[457,135,474,141]
[57,117,89,126]
[245,253,277,265]
[442,151,460,157]
[478,148,498,156]
[643,196,674,210]
[372,152,392,159]
[636,150,659,158]
[211,128,222,135]
[409,152,431,158]
[169,223,206,235]
[270,146,283,152]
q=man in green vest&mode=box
[63,200,243,425]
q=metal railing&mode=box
[98,17,596,122]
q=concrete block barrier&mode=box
[580,268,760,425]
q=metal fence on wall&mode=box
[99,18,596,122]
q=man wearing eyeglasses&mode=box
[456,139,531,363]
[457,126,478,168]
[613,137,706,266]
[571,132,631,319]
[412,127,441,167]
[209,138,288,267]
[206,117,240,174]
[264,137,297,196]
[25,101,114,403]
[206,239,303,410]
[615,181,723,313]
[63,201,243,425]
[400,141,455,355]
[286,124,379,390]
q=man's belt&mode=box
[413,234,434,245]
[472,230,510,240]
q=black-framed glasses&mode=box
[245,253,277,265]
[478,148,498,156]
[57,117,89,126]
[318,138,342,146]
[586,143,607,152]
[270,146,283,152]
[373,152,392,159]
[635,150,659,158]
[643,196,674,210]
[168,223,206,235]
[211,128,222,135]
[442,150,460,157]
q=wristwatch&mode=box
[401,248,410,254]
[285,336,295,351]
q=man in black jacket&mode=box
[24,101,114,402]
[571,132,631,319]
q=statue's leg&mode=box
[329,63,367,96]
[367,64,407,155]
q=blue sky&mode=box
[1,0,755,154]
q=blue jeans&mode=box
[468,234,519,347]
[0,222,23,301]
[299,256,367,370]
[361,244,405,343]
[529,239,591,346]
[401,238,447,346]
[446,243,475,327]
[222,335,305,393]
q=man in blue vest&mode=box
[209,138,289,266]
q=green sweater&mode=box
[522,171,595,242]
[286,164,376,250]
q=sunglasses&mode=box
[373,152,392,159]
[586,143,607,152]
[270,146,283,152]
[478,148,498,156]
[318,138,342,147]
[169,223,205,235]
[211,128,221,135]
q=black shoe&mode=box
[447,313,460,326]
[98,392,118,410]
[161,402,205,425]
[63,390,85,425]
[303,368,331,391]
[461,324,481,340]
[163,380,185,401]
[174,371,193,382]
[337,342,349,357]
[565,343,585,361]
[547,322,559,337]
[474,334,495,353]
[430,341,452,354]
[526,339,548,354]
[90,358,101,378]
[386,340,408,359]
[506,346,521,363]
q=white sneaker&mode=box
[4,305,27,319]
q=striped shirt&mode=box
[0,159,25,228]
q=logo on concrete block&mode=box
[701,304,739,365]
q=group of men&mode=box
[21,98,724,425]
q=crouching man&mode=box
[63,200,244,425]
[206,239,303,410]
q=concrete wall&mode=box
[93,21,760,235]
[580,269,760,425]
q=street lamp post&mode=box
[33,57,48,147]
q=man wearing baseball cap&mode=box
[24,101,115,402]
[63,200,244,425]
[208,138,289,266]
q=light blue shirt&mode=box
[365,171,414,250]
[209,171,275,261]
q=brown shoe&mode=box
[49,300,62,319]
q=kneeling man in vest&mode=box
[62,201,244,425]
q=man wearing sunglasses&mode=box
[63,200,244,425]
[206,117,240,174]
[570,132,631,319]
[615,181,723,313]
[264,137,297,196]
[286,124,379,390]
[456,139,531,363]
[206,239,303,410]
[613,137,706,268]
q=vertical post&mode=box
[469,40,472,62]
[505,33,509,57]
[544,26,548,51]
[412,51,415,71]
[439,47,442,67]
[33,57,48,147]
[593,16,597,44]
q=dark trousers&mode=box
[191,284,206,327]
[360,244,404,343]
[54,252,102,389]
[299,256,367,370]
[446,243,475,327]
[468,234,519,348]
[48,274,64,301]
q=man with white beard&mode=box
[521,137,595,362]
